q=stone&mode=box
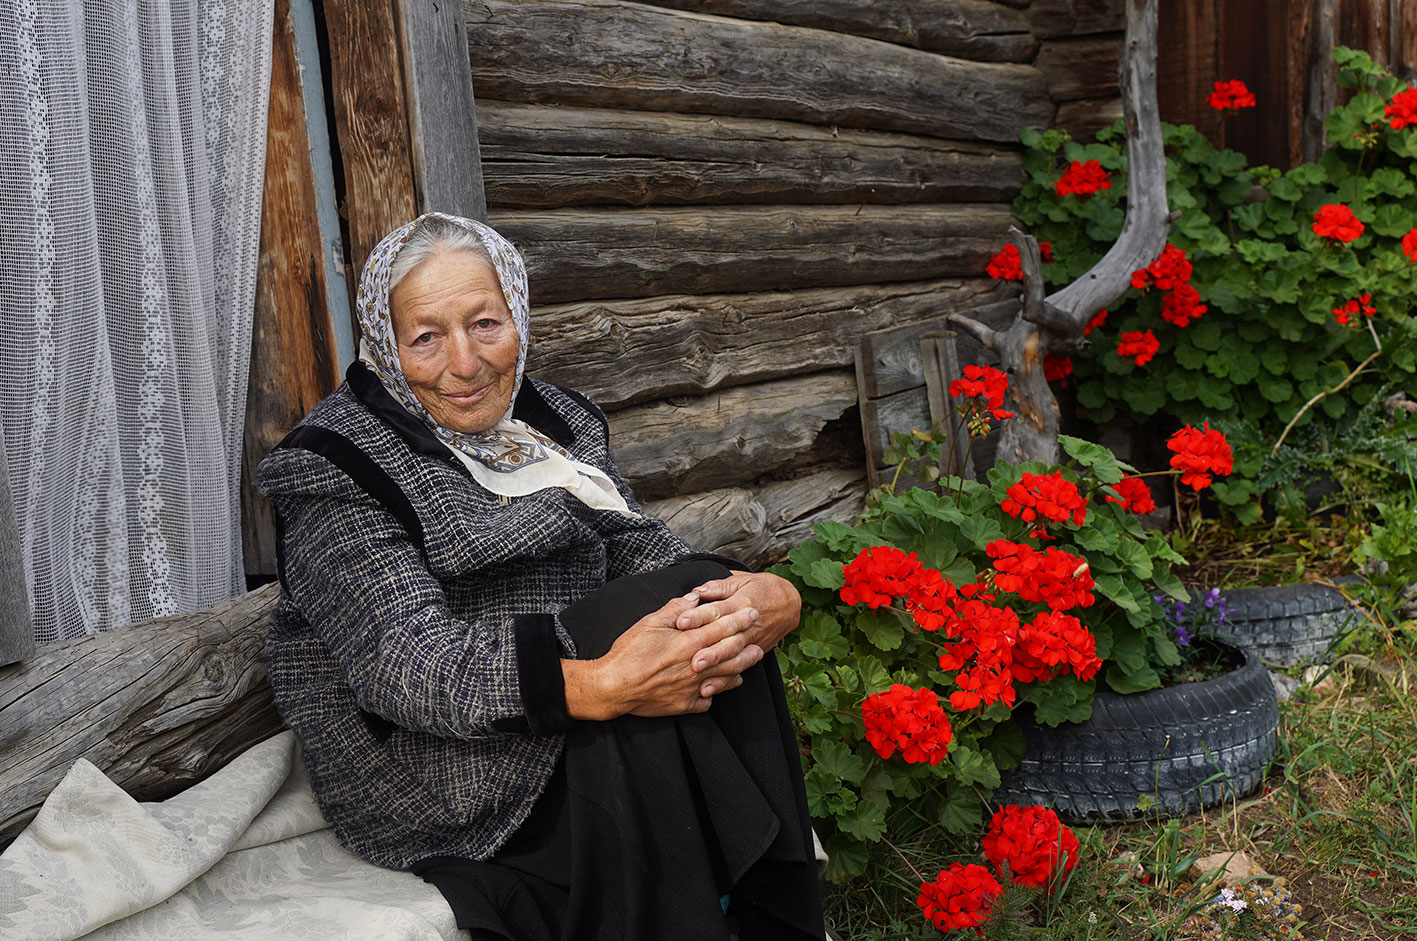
[1192,850,1269,885]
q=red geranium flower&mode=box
[987,540,1095,612]
[1160,282,1207,328]
[986,243,1023,281]
[1014,610,1102,683]
[999,472,1087,527]
[1116,330,1159,367]
[1206,79,1256,112]
[917,863,1003,936]
[1131,244,1193,292]
[1083,308,1108,335]
[1039,240,1054,263]
[1333,293,1376,327]
[1312,203,1364,242]
[936,597,1021,710]
[861,684,954,766]
[1054,160,1112,198]
[1402,228,1417,263]
[1385,87,1417,130]
[840,545,924,609]
[982,805,1081,891]
[950,364,1013,421]
[1105,475,1156,515]
[1167,423,1234,490]
[1043,353,1073,382]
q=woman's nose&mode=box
[447,334,482,377]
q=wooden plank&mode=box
[464,0,1053,143]
[243,0,345,578]
[1156,0,1222,144]
[490,204,1016,304]
[1028,0,1128,39]
[644,467,867,565]
[921,333,974,479]
[1400,0,1417,74]
[859,385,933,483]
[1054,96,1126,139]
[1219,0,1300,168]
[524,279,1013,409]
[396,0,487,222]
[610,371,858,499]
[478,100,1025,209]
[0,585,283,849]
[633,0,1037,62]
[0,429,33,667]
[322,0,418,279]
[1036,36,1125,102]
[855,298,1016,399]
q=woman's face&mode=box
[390,250,521,435]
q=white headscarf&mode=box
[356,212,631,515]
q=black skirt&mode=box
[412,559,824,941]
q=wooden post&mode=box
[0,432,34,668]
[921,332,974,480]
[396,0,488,222]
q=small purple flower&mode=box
[1175,624,1193,645]
[1203,588,1220,608]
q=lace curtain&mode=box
[0,0,274,643]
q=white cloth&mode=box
[0,0,274,642]
[0,733,467,941]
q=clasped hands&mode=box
[563,571,801,722]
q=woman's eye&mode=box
[475,318,498,330]
[412,332,434,346]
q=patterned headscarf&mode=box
[356,212,631,513]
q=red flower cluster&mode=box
[1167,423,1234,490]
[1117,330,1159,366]
[1014,610,1102,683]
[986,243,1023,280]
[1402,228,1417,263]
[1039,240,1054,263]
[982,805,1081,890]
[950,364,1014,423]
[917,863,1002,936]
[937,595,1022,710]
[1054,160,1112,198]
[1206,79,1256,112]
[861,684,954,766]
[840,545,924,609]
[1312,203,1364,242]
[1106,475,1156,514]
[1043,353,1073,382]
[1131,244,1193,292]
[999,472,1088,527]
[1333,293,1376,326]
[1386,87,1417,130]
[987,540,1096,612]
[1160,282,1207,327]
[1083,308,1109,335]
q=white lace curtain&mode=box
[0,0,274,643]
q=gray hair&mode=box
[387,215,496,294]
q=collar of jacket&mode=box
[345,361,578,458]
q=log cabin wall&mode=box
[465,0,1126,565]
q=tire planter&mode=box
[1210,577,1362,666]
[995,643,1278,824]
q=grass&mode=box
[825,605,1417,940]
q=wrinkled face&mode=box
[390,250,520,435]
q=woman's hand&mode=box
[675,571,801,653]
[562,594,764,721]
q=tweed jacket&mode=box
[255,362,703,870]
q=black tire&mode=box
[995,643,1278,824]
[1211,577,1363,666]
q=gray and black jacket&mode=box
[255,362,701,869]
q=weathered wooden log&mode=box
[465,0,1053,143]
[478,101,1024,209]
[1036,36,1126,102]
[525,278,1013,409]
[0,583,284,849]
[1028,0,1127,40]
[610,371,858,499]
[1055,97,1125,139]
[633,0,1037,62]
[490,204,1015,305]
[0,420,33,668]
[645,467,867,564]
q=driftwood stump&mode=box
[0,583,284,848]
[949,0,1171,466]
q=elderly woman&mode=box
[256,213,824,941]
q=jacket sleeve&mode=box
[265,446,571,739]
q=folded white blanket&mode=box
[0,732,466,940]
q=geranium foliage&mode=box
[1011,48,1417,522]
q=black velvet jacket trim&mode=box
[507,613,572,735]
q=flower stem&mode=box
[883,836,927,884]
[1270,347,1382,455]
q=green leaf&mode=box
[988,720,1027,771]
[1105,662,1163,694]
[1257,372,1294,403]
[822,833,869,882]
[950,745,1002,789]
[958,514,1006,550]
[857,655,894,694]
[800,663,836,707]
[803,557,846,591]
[1094,574,1140,612]
[937,781,986,835]
[1151,564,1188,601]
[856,610,905,652]
[1371,203,1416,238]
[812,738,866,784]
[1074,525,1119,553]
[1116,538,1154,578]
[798,610,850,661]
[1058,434,1124,483]
[836,799,887,842]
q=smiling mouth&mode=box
[443,384,492,404]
